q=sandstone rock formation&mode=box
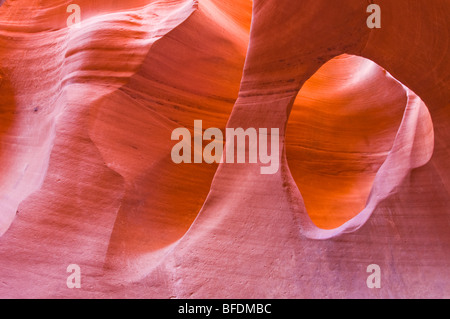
[0,0,448,298]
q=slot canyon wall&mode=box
[0,0,448,298]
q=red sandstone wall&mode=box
[0,0,448,298]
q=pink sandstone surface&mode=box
[0,0,448,298]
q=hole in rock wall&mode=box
[286,54,434,230]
